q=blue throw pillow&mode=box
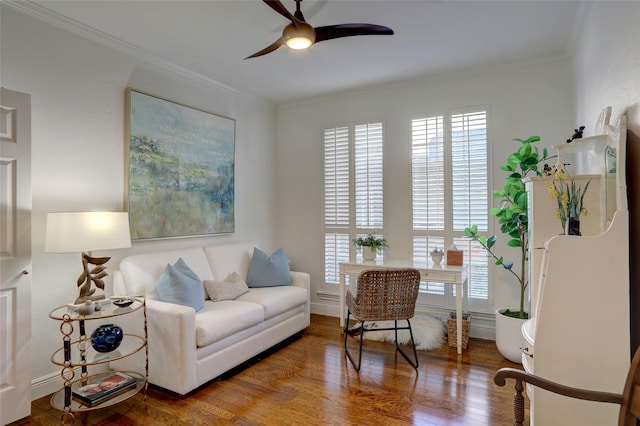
[173,257,200,282]
[246,247,291,288]
[156,258,204,311]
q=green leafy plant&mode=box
[464,136,554,319]
[351,233,389,253]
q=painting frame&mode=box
[125,88,235,241]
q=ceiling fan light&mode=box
[283,22,315,51]
[286,36,313,50]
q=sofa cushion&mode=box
[118,248,214,299]
[203,272,249,302]
[236,286,307,320]
[203,243,255,282]
[195,301,264,347]
[156,259,205,311]
[246,247,291,288]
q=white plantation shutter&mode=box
[451,111,488,231]
[355,123,383,228]
[324,127,349,227]
[411,109,490,310]
[323,127,350,284]
[323,122,384,284]
[324,233,350,285]
[412,116,445,231]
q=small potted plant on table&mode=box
[352,233,388,261]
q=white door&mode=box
[0,88,32,425]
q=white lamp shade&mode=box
[45,212,132,253]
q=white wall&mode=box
[573,2,640,134]
[276,57,574,324]
[571,1,640,352]
[1,6,277,397]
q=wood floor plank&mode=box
[17,314,528,425]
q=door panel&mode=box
[0,87,32,425]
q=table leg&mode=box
[456,282,463,355]
[339,273,346,330]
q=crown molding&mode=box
[3,0,239,95]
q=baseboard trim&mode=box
[31,365,110,401]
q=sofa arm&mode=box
[112,270,126,296]
[111,298,198,395]
[290,271,310,327]
[290,271,310,293]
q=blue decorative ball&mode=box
[90,324,123,353]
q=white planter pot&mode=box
[362,246,376,261]
[495,308,527,364]
[430,252,443,265]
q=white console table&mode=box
[339,260,468,354]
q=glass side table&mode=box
[48,296,148,425]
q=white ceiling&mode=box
[23,0,584,103]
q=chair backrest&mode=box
[354,268,421,321]
[619,346,640,425]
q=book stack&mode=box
[72,372,139,407]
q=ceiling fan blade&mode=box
[315,24,394,43]
[263,0,297,23]
[245,38,284,59]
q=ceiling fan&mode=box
[245,0,394,59]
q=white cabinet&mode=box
[522,108,629,425]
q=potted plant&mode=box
[464,135,553,363]
[352,233,389,261]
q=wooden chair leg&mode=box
[513,378,525,426]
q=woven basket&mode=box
[447,312,471,349]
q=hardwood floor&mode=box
[20,314,527,425]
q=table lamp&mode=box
[45,211,131,304]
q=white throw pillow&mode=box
[203,272,249,302]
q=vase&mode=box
[91,324,124,353]
[567,217,581,236]
[430,252,443,265]
[362,246,376,261]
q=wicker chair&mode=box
[494,346,640,426]
[343,268,421,372]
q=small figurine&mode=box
[77,300,95,315]
[566,126,585,143]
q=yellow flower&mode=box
[553,168,568,180]
[545,166,591,232]
[559,193,568,208]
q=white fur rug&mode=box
[359,314,445,351]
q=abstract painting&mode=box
[126,88,235,240]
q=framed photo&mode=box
[126,88,235,240]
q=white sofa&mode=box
[110,242,310,395]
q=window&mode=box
[411,109,490,311]
[323,122,384,285]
